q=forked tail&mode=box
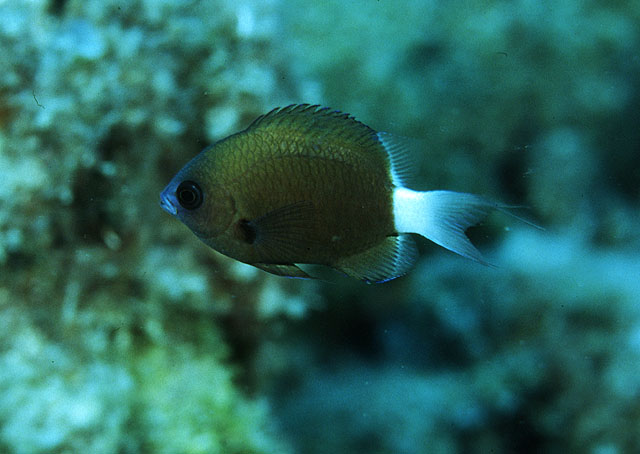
[393,188,500,264]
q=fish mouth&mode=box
[160,189,178,215]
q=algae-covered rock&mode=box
[0,0,305,452]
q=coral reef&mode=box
[1,0,639,453]
[0,0,307,452]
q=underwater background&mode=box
[1,0,639,453]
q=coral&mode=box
[0,300,133,454]
[0,0,306,452]
[132,345,291,454]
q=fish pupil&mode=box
[176,181,202,210]
[237,219,257,244]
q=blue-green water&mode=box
[1,0,639,453]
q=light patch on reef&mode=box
[236,4,255,37]
[0,153,48,202]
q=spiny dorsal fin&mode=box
[246,104,381,150]
[377,132,418,187]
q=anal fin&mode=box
[252,263,313,280]
[334,234,417,284]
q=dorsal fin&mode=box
[377,132,417,187]
[246,104,381,151]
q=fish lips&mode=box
[159,183,179,216]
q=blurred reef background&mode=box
[1,0,639,453]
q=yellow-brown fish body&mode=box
[161,104,496,282]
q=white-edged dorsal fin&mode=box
[377,131,417,187]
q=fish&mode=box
[160,104,506,283]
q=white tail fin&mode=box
[393,188,497,264]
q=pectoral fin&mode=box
[247,201,318,260]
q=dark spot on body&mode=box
[236,219,257,244]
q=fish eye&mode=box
[176,180,203,210]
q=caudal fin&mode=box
[393,188,498,264]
